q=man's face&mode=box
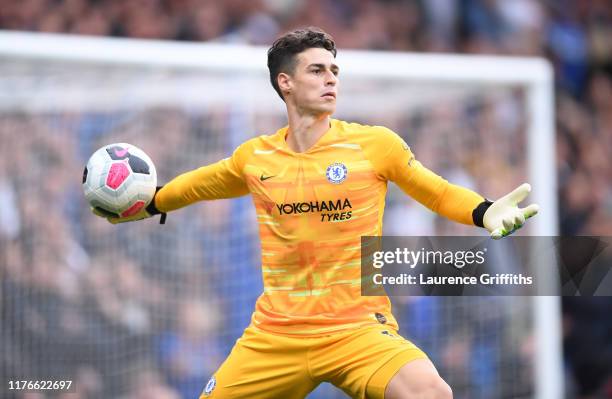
[281,47,339,115]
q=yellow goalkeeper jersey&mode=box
[155,119,484,336]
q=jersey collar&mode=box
[275,119,340,154]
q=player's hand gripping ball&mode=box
[83,143,157,223]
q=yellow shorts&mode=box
[199,323,427,399]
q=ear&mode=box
[277,72,292,96]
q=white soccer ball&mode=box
[83,143,157,218]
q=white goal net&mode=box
[0,32,560,399]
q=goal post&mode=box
[0,31,561,398]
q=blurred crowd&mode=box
[1,0,611,398]
[0,109,263,399]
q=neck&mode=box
[285,109,331,153]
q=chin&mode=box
[314,104,336,115]
[301,101,335,116]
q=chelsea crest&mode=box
[202,376,216,397]
[326,162,348,184]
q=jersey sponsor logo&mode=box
[202,376,216,397]
[276,198,351,214]
[326,162,348,184]
[275,198,353,222]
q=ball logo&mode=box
[326,162,348,184]
[106,145,151,175]
[203,376,216,397]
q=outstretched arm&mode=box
[94,145,250,224]
[365,127,538,238]
[394,160,539,239]
[154,159,249,212]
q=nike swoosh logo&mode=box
[114,148,129,157]
[260,174,275,181]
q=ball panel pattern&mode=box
[106,162,130,190]
[83,143,157,217]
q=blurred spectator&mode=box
[157,301,223,399]
[563,298,612,397]
[124,367,181,399]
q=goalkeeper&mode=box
[95,27,538,399]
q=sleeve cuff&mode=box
[146,186,167,224]
[145,186,163,215]
[472,199,493,228]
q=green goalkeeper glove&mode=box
[482,183,539,239]
[91,187,166,224]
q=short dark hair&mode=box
[267,27,337,100]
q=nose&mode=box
[325,71,337,86]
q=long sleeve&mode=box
[363,127,484,226]
[154,144,250,213]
